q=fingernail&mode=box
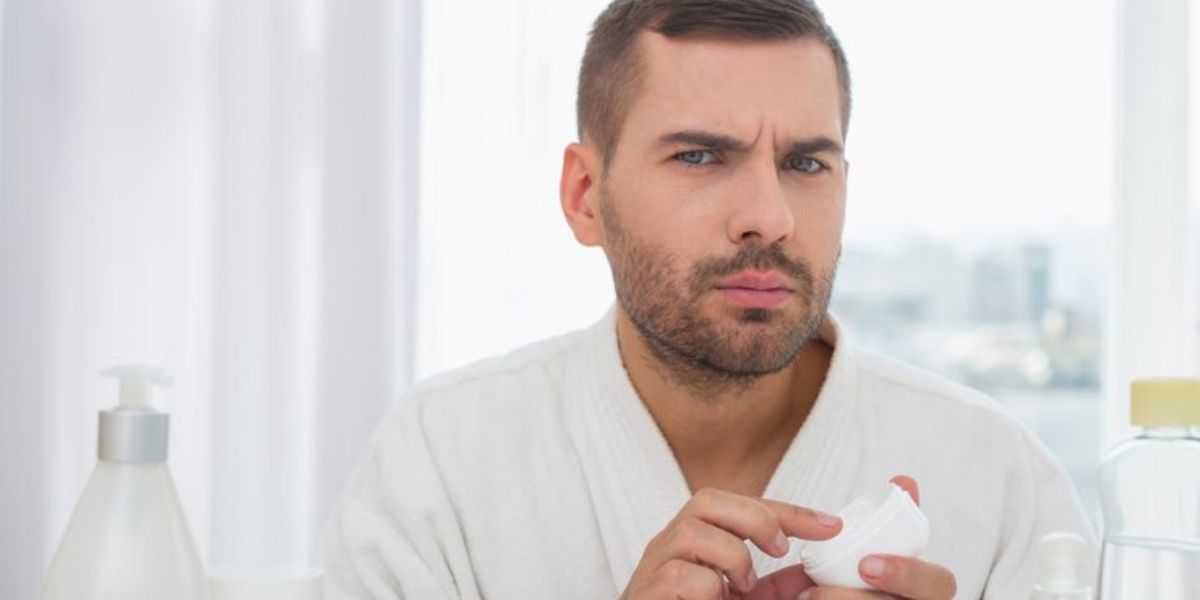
[796,590,812,600]
[816,511,841,528]
[861,556,887,578]
[775,530,789,554]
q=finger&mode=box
[796,587,899,600]
[681,488,803,557]
[657,519,759,594]
[888,475,920,506]
[642,558,725,600]
[859,555,957,600]
[739,563,815,600]
[758,497,843,542]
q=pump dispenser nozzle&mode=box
[98,365,175,463]
[102,365,175,410]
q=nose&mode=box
[725,158,796,245]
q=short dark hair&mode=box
[577,0,851,165]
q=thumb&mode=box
[890,474,920,506]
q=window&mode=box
[821,1,1115,516]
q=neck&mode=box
[615,308,833,496]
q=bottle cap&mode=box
[97,365,175,463]
[799,482,929,589]
[209,564,323,600]
[1131,378,1200,426]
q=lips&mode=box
[714,271,793,292]
[713,271,794,309]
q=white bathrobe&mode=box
[321,309,1095,599]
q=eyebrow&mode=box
[656,129,844,157]
[657,130,750,152]
[784,137,845,158]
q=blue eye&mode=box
[787,156,824,174]
[674,150,718,167]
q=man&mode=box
[322,1,1095,598]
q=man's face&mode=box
[598,33,847,379]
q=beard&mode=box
[600,190,836,395]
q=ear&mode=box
[559,142,605,247]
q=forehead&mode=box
[624,32,844,144]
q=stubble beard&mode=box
[599,190,836,399]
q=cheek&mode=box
[791,200,845,263]
[611,190,723,256]
[799,201,844,235]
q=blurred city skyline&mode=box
[833,222,1200,519]
[835,232,1103,392]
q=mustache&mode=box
[688,243,815,296]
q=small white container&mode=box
[1031,532,1094,600]
[799,482,930,589]
[209,563,324,600]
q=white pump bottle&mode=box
[42,366,207,600]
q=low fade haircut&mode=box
[577,0,852,166]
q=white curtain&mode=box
[414,0,614,379]
[0,0,419,598]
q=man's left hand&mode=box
[791,553,957,599]
[759,475,957,600]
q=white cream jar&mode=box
[799,482,930,589]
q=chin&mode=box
[717,303,798,326]
[735,307,775,323]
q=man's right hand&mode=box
[620,487,844,600]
